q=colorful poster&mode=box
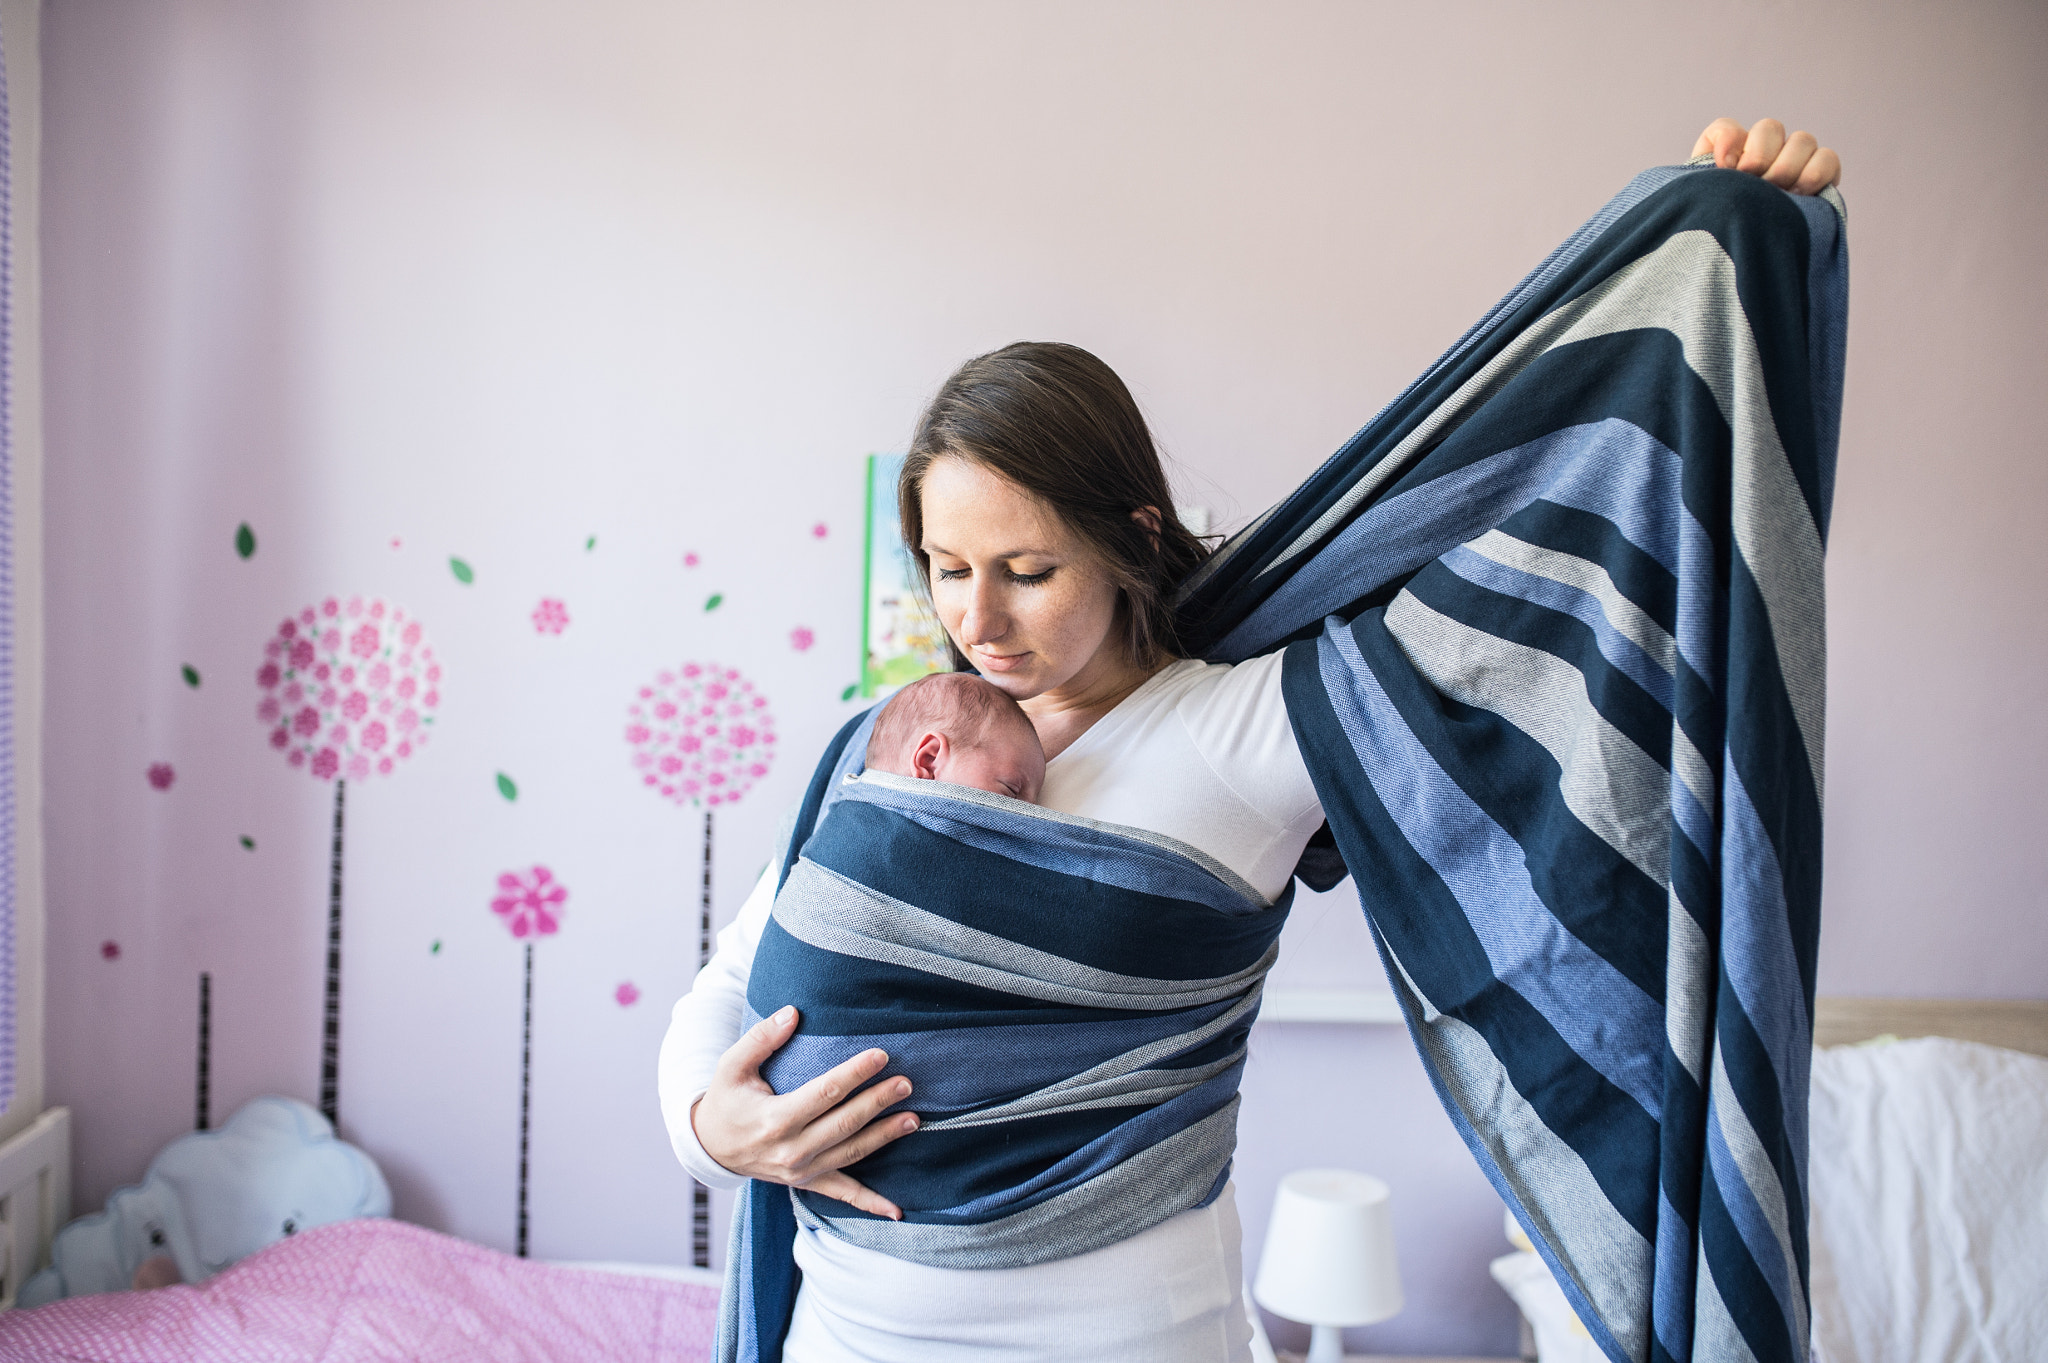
[861,454,951,697]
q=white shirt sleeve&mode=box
[656,859,777,1190]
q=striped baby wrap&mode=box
[718,712,1290,1362]
[717,161,1844,1363]
[1180,162,1846,1363]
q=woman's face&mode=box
[918,456,1126,704]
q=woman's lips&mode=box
[975,650,1029,673]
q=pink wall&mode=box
[39,1,2048,1355]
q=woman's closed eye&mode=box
[934,565,1055,585]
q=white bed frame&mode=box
[0,1107,69,1311]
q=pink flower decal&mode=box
[811,522,828,539]
[683,552,700,568]
[532,598,570,635]
[615,981,641,1007]
[257,598,440,782]
[492,865,566,939]
[625,662,777,808]
[101,940,121,960]
[790,627,815,652]
[147,763,176,791]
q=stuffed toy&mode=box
[20,1096,390,1305]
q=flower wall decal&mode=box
[257,597,440,784]
[491,865,566,939]
[531,598,569,635]
[625,662,777,808]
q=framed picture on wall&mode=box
[861,453,951,697]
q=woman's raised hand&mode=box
[1692,118,1841,195]
[691,1005,920,1219]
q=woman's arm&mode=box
[656,862,921,1218]
[1693,117,1842,195]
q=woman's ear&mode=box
[910,731,948,781]
[1130,505,1162,545]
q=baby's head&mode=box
[865,672,1046,804]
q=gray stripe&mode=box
[774,859,1278,1009]
[920,987,1262,1131]
[1693,1250,1763,1363]
[1710,1047,1808,1348]
[1665,887,1711,1085]
[1467,529,1677,678]
[1461,528,1717,822]
[1381,946,1652,1355]
[795,1098,1241,1269]
[853,768,1271,909]
[1384,591,1673,890]
[922,1048,1245,1132]
[1552,230,1826,802]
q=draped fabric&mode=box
[1179,163,1846,1363]
[717,713,1289,1363]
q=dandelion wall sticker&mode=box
[256,596,442,1127]
[624,661,776,1264]
[491,865,565,1257]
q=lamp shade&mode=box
[1252,1169,1404,1328]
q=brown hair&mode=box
[865,672,1041,773]
[899,341,1210,672]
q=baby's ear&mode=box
[911,731,947,781]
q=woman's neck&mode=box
[1019,651,1172,761]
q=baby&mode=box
[864,672,1046,804]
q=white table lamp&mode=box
[1252,1169,1404,1363]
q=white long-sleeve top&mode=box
[657,654,1325,1363]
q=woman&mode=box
[660,119,1842,1361]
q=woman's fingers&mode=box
[1793,145,1842,194]
[786,1047,894,1125]
[808,1106,922,1177]
[801,1170,905,1222]
[1762,129,1819,188]
[1736,118,1787,176]
[715,1005,801,1085]
[1692,117,1747,168]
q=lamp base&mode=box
[1306,1324,1345,1363]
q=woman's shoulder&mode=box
[1107,652,1320,829]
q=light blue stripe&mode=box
[1318,621,1667,1120]
[1653,1186,1695,1362]
[1440,544,1676,709]
[1705,1102,1801,1348]
[1720,765,1813,1187]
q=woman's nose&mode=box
[957,581,1007,646]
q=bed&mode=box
[1491,996,2048,1363]
[3,997,2041,1362]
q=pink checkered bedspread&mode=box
[0,1218,719,1362]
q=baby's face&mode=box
[935,724,1046,804]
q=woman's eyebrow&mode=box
[923,542,1056,560]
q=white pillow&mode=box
[1809,1036,2048,1363]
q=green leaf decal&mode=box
[234,523,256,559]
[239,835,256,850]
[705,593,723,611]
[431,939,443,955]
[585,535,597,551]
[181,664,201,689]
[496,772,518,801]
[450,557,475,585]
[841,683,859,701]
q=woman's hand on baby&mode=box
[692,1005,920,1220]
[1691,118,1841,194]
